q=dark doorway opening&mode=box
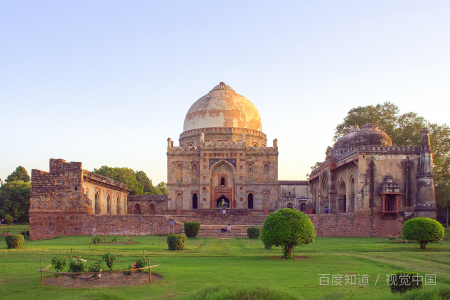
[248,193,254,209]
[216,195,230,208]
[192,193,198,209]
[220,177,225,186]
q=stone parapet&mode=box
[82,170,130,191]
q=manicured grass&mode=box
[0,225,449,299]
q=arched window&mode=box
[149,203,156,214]
[263,163,269,181]
[176,193,182,210]
[247,164,254,182]
[248,193,254,209]
[107,194,111,214]
[263,193,269,209]
[287,203,293,209]
[134,204,141,214]
[192,193,198,209]
[176,164,183,183]
[220,177,225,186]
[94,192,100,214]
[300,203,306,212]
[191,163,198,183]
[117,195,121,215]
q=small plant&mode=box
[5,234,25,249]
[112,236,117,243]
[4,214,13,225]
[133,258,147,273]
[51,257,67,277]
[68,258,87,280]
[123,265,133,280]
[389,271,422,294]
[184,222,200,237]
[88,260,103,279]
[102,252,116,270]
[402,217,445,249]
[247,227,261,239]
[167,234,187,250]
[92,235,102,244]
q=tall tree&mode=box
[1,180,30,223]
[156,182,168,195]
[5,166,30,183]
[334,102,450,225]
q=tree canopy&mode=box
[261,208,315,259]
[5,166,30,183]
[93,166,167,196]
[333,101,450,224]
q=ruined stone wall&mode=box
[127,195,168,214]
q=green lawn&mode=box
[0,225,449,299]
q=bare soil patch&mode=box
[44,272,162,288]
[269,256,309,260]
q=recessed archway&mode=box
[216,195,230,208]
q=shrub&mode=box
[261,208,315,259]
[92,235,102,244]
[4,214,13,225]
[133,258,147,273]
[184,222,200,237]
[51,257,67,277]
[102,252,116,270]
[123,265,133,279]
[402,217,445,249]
[68,258,87,280]
[5,234,24,249]
[389,271,422,294]
[88,261,103,279]
[112,236,117,243]
[167,234,187,250]
[247,227,260,239]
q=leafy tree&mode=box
[5,166,30,183]
[261,208,315,259]
[156,182,168,195]
[333,102,450,225]
[402,217,444,249]
[1,181,30,223]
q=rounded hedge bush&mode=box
[402,217,444,249]
[167,234,187,250]
[4,214,13,225]
[184,222,200,237]
[5,234,25,249]
[261,208,315,259]
[247,227,260,239]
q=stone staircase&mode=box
[182,224,261,238]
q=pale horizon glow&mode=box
[1,1,449,185]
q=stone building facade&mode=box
[166,82,279,215]
[309,124,437,220]
[278,181,313,213]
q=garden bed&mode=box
[44,272,162,287]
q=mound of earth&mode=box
[44,272,162,288]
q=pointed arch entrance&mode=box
[210,160,236,209]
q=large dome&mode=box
[334,123,392,149]
[183,82,262,132]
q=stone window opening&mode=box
[107,194,111,214]
[287,203,293,209]
[74,186,77,191]
[149,203,156,214]
[220,177,226,186]
[176,163,183,183]
[263,163,269,181]
[134,203,141,214]
[248,164,254,182]
[192,193,198,209]
[300,202,306,212]
[191,163,198,183]
[248,193,254,209]
[117,195,121,215]
[94,192,100,214]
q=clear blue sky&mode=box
[1,1,449,185]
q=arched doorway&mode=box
[287,203,293,209]
[94,192,100,214]
[248,193,254,209]
[338,180,346,213]
[106,194,111,214]
[192,193,198,209]
[134,204,141,214]
[216,195,230,208]
[149,203,156,214]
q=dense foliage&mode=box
[88,261,103,278]
[388,271,422,294]
[184,222,200,237]
[261,208,315,259]
[102,252,116,270]
[68,258,87,279]
[5,234,25,249]
[0,166,31,223]
[247,227,261,239]
[5,166,30,183]
[167,234,187,250]
[311,102,450,224]
[93,166,167,195]
[4,214,13,225]
[134,258,147,273]
[51,257,67,277]
[402,217,444,249]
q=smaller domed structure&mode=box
[333,123,392,150]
